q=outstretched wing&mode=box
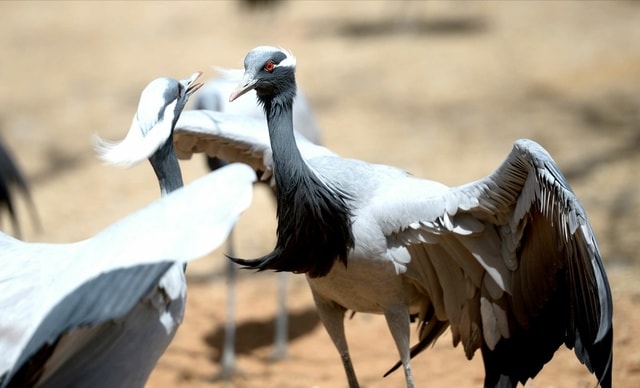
[174,109,334,183]
[0,163,257,384]
[2,262,175,387]
[380,139,612,386]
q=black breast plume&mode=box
[229,57,354,278]
[229,171,354,278]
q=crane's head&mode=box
[229,46,296,104]
[94,72,203,167]
[137,72,203,136]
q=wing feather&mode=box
[406,244,447,321]
[460,288,483,357]
[378,139,611,383]
[0,163,256,381]
[424,241,467,327]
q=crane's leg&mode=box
[311,290,360,388]
[271,271,288,360]
[212,230,242,380]
[383,305,414,388]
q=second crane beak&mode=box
[185,72,204,97]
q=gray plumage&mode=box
[173,46,613,388]
[0,162,255,387]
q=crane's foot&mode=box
[209,365,246,382]
[269,346,287,361]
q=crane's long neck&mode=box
[149,134,187,275]
[234,92,354,278]
[148,135,183,197]
[264,98,308,186]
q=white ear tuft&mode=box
[94,101,176,168]
[93,129,147,169]
[277,47,296,68]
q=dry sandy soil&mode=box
[1,1,639,387]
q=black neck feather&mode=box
[149,134,183,196]
[231,86,354,278]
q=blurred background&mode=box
[1,1,638,387]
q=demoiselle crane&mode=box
[0,139,39,237]
[96,72,278,380]
[192,68,322,375]
[91,71,204,372]
[0,162,255,387]
[172,46,613,387]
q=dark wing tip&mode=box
[576,327,613,388]
[5,262,174,386]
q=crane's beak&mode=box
[229,72,257,102]
[181,71,204,97]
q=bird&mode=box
[96,71,286,381]
[191,67,323,376]
[92,71,205,378]
[0,138,40,237]
[0,161,256,387]
[1,71,234,387]
[171,46,613,388]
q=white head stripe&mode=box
[275,47,296,68]
[252,45,296,68]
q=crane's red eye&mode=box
[264,60,275,72]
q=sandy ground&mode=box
[1,1,639,387]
